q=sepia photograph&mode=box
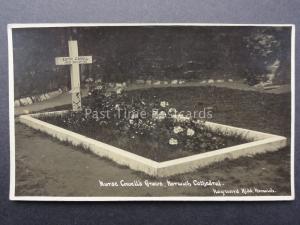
[8,24,294,201]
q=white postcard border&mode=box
[8,23,295,201]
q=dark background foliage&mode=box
[1,0,299,225]
[12,26,291,98]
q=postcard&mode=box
[8,23,295,201]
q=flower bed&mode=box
[19,84,288,177]
[37,84,251,162]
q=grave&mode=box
[18,40,287,177]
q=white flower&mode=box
[187,128,195,136]
[173,126,184,134]
[95,85,103,90]
[160,101,169,108]
[169,138,178,145]
[157,111,167,120]
[168,107,177,115]
[129,119,134,124]
[116,88,123,94]
[115,104,120,110]
[149,123,155,128]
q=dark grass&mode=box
[17,123,142,171]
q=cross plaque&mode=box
[55,40,92,111]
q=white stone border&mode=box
[19,110,287,177]
[14,88,63,107]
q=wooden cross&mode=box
[55,40,92,111]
